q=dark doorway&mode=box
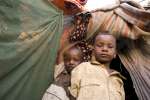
[110,56,138,100]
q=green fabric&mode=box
[0,0,63,100]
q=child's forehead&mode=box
[68,47,80,52]
[95,34,116,42]
[96,33,115,38]
[65,47,81,55]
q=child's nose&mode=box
[69,60,75,64]
[102,46,108,51]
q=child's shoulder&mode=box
[110,69,126,80]
[72,62,92,72]
[78,62,91,66]
[54,63,65,79]
[77,62,92,68]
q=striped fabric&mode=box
[87,10,150,40]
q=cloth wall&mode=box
[0,0,63,100]
[118,37,150,100]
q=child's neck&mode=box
[101,63,114,75]
[104,63,110,69]
[100,62,110,69]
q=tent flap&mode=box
[0,0,63,100]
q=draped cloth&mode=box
[118,38,150,100]
[86,2,150,100]
[0,0,63,100]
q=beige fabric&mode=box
[43,63,71,100]
[42,84,69,100]
[70,62,125,100]
[54,63,65,80]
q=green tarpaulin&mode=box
[0,0,63,100]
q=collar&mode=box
[109,70,126,80]
[61,68,68,75]
[90,55,126,80]
[90,55,105,67]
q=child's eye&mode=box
[96,44,103,47]
[108,45,114,48]
[74,58,81,62]
[64,57,70,61]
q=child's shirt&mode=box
[42,63,70,100]
[42,84,69,100]
[55,66,71,89]
[70,61,125,100]
[42,63,76,100]
[54,63,65,80]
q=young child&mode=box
[42,44,83,100]
[70,32,125,100]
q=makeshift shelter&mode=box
[0,0,150,100]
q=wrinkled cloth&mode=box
[42,84,69,100]
[0,0,63,100]
[43,63,73,100]
[70,62,125,100]
[54,63,65,79]
[87,9,150,40]
[118,38,150,100]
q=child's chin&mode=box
[66,68,73,73]
[98,59,110,63]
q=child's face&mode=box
[94,34,116,64]
[64,48,82,73]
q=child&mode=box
[42,44,83,100]
[70,32,125,100]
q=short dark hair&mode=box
[91,31,116,45]
[63,41,93,62]
[63,42,82,58]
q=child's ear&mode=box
[113,53,117,58]
[114,55,116,58]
